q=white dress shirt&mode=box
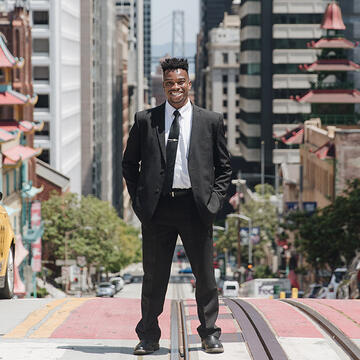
[165,99,192,189]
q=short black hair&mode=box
[160,57,188,74]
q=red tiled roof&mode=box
[0,90,29,105]
[2,145,42,165]
[292,89,360,104]
[321,3,346,30]
[0,128,16,142]
[307,38,358,49]
[299,59,360,72]
[276,126,304,145]
[0,35,23,68]
[0,120,43,133]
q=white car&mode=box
[110,277,125,292]
[326,267,347,299]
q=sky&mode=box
[151,0,200,46]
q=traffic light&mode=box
[247,263,253,270]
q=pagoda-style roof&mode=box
[2,144,42,166]
[0,120,44,133]
[321,2,346,30]
[299,59,360,72]
[307,38,359,49]
[291,89,360,103]
[0,35,24,68]
[0,89,37,105]
[0,128,17,142]
[276,126,304,145]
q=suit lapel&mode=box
[188,104,201,161]
[155,102,166,161]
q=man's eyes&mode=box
[164,81,186,87]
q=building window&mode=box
[236,100,240,107]
[223,113,228,119]
[0,69,5,83]
[235,75,239,83]
[35,94,49,110]
[33,11,49,25]
[223,100,227,107]
[236,113,240,119]
[222,53,228,64]
[33,66,49,82]
[33,39,49,54]
[222,74,228,83]
[235,52,239,63]
[223,87,227,95]
[38,149,50,164]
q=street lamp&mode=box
[227,213,253,266]
[213,226,228,277]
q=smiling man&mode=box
[122,58,232,355]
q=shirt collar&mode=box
[165,99,191,118]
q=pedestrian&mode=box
[122,57,232,355]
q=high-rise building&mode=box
[238,0,338,185]
[81,0,118,205]
[28,0,82,193]
[195,0,234,107]
[206,12,240,156]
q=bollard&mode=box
[280,291,286,299]
[269,295,273,299]
[292,288,298,299]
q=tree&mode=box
[42,192,141,273]
[285,179,360,271]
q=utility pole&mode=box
[231,177,246,268]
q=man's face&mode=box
[162,68,191,109]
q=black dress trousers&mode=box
[135,192,221,342]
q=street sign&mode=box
[77,256,87,267]
[56,259,76,266]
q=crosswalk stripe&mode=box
[30,298,89,338]
[3,298,67,338]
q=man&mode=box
[122,58,232,355]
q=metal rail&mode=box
[170,300,180,360]
[179,300,190,360]
[224,298,288,360]
[282,299,360,360]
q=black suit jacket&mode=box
[122,102,232,224]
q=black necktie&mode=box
[162,110,180,195]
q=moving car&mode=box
[96,282,115,297]
[0,192,15,299]
[110,277,125,292]
[122,273,133,284]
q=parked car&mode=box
[337,256,360,299]
[122,273,133,284]
[325,267,347,299]
[96,282,115,297]
[110,277,125,292]
[0,192,15,299]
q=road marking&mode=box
[4,299,67,338]
[30,298,89,338]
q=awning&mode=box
[2,144,42,165]
[311,141,335,159]
[307,38,358,49]
[277,126,304,145]
[291,90,360,104]
[0,36,24,68]
[299,59,360,72]
[0,90,29,105]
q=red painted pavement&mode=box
[246,299,323,338]
[298,299,360,339]
[50,298,171,339]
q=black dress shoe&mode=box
[201,335,224,353]
[133,340,160,355]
